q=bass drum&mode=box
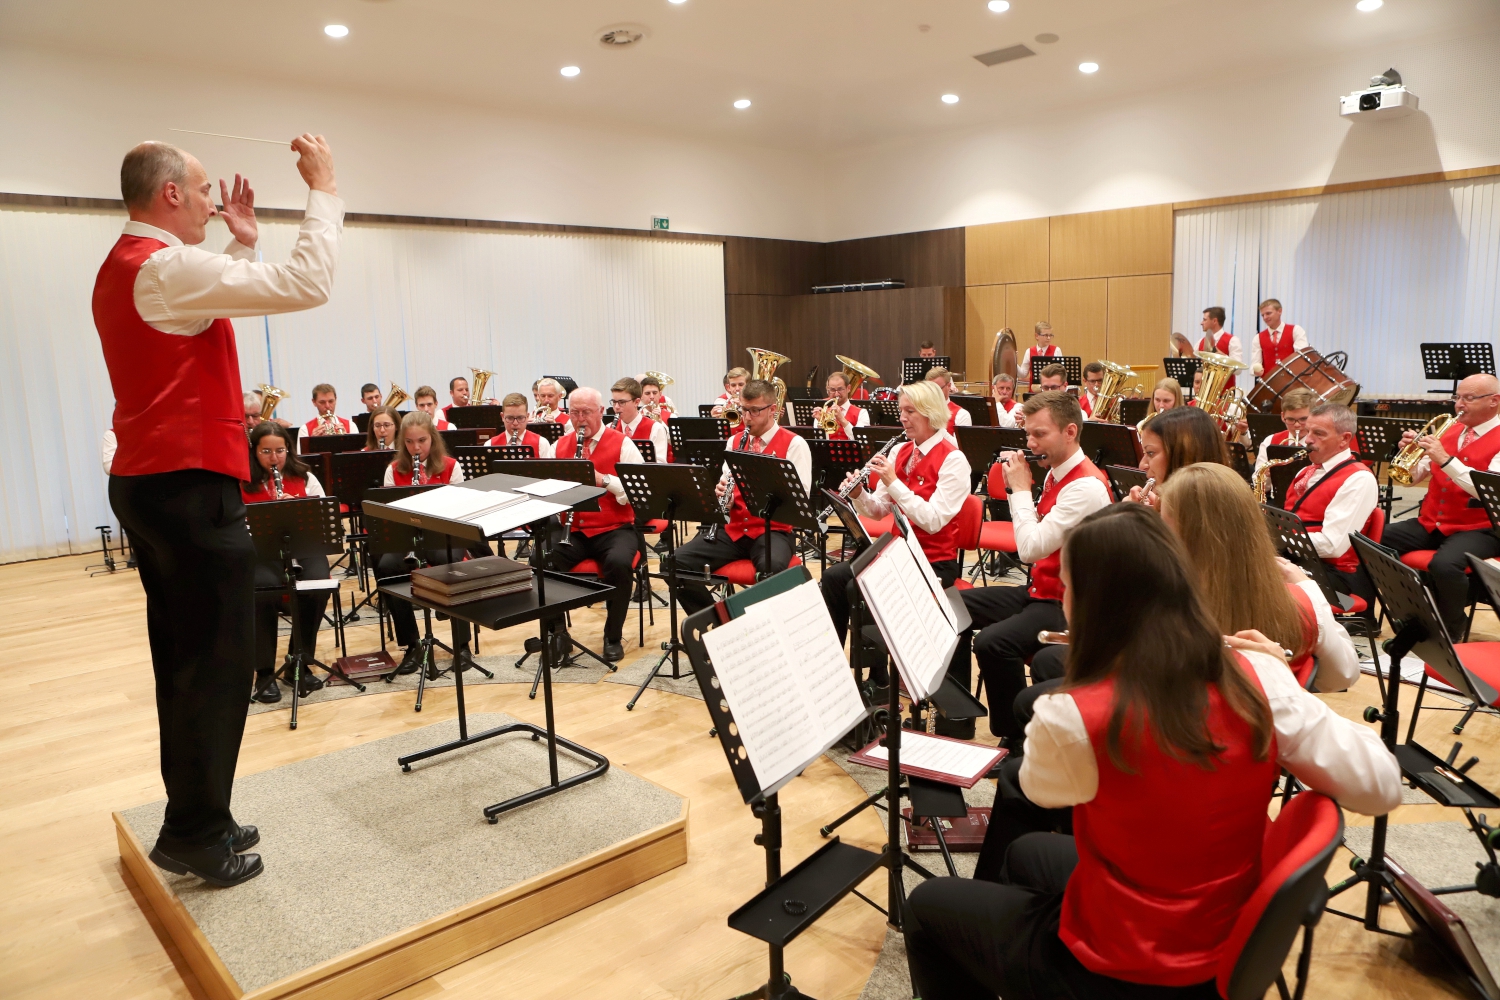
[1248,349,1360,414]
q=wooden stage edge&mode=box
[114,799,690,1000]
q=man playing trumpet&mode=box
[816,369,869,441]
[531,377,572,431]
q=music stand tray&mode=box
[1079,422,1141,470]
[1119,398,1150,426]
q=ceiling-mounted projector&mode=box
[1340,68,1418,119]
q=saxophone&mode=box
[1253,450,1308,505]
[271,463,286,500]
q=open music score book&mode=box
[386,485,568,536]
[850,730,1004,788]
[699,579,868,795]
[855,530,961,701]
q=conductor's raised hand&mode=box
[218,174,257,248]
[291,133,337,195]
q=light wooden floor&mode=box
[1,549,1496,1000]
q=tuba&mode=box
[385,382,410,410]
[747,347,793,420]
[469,368,495,405]
[258,383,287,421]
[1091,360,1143,424]
[1195,351,1249,440]
[1388,413,1455,486]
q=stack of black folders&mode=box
[410,555,533,606]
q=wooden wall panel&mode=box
[964,218,1050,286]
[821,229,965,288]
[1106,274,1173,369]
[1049,279,1108,365]
[1004,282,1052,346]
[965,285,1007,384]
[723,237,822,295]
[1049,205,1173,280]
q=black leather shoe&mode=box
[394,645,422,675]
[231,824,260,852]
[149,842,264,888]
[280,667,324,696]
[602,640,625,662]
[252,675,282,704]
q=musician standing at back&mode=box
[413,385,451,429]
[991,374,1022,428]
[822,370,870,441]
[820,381,970,648]
[918,341,938,359]
[1252,298,1308,377]
[305,383,351,436]
[668,379,812,614]
[1253,388,1316,474]
[925,367,971,436]
[97,134,341,887]
[1017,321,1060,389]
[487,392,555,457]
[1382,373,1500,638]
[1198,306,1241,361]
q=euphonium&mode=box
[1195,350,1249,440]
[258,383,287,421]
[1091,360,1143,424]
[1389,413,1455,486]
[834,355,881,396]
[385,382,410,410]
[643,369,674,391]
[469,367,495,405]
[747,347,793,419]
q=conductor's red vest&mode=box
[556,428,634,535]
[1419,422,1500,535]
[1028,458,1109,601]
[1060,660,1280,986]
[894,438,961,563]
[1258,325,1299,370]
[390,455,458,486]
[93,235,248,480]
[725,427,798,540]
[1285,458,1375,573]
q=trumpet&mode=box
[1389,413,1455,486]
[385,382,410,410]
[817,433,906,522]
[258,383,287,421]
[314,412,341,436]
[1037,630,1069,645]
[719,393,742,430]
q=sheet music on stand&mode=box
[853,531,962,701]
[902,357,949,385]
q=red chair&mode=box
[1215,792,1344,1000]
[859,514,895,539]
[1398,540,1485,643]
[715,554,803,592]
[563,549,648,646]
[950,494,984,589]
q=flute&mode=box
[1037,630,1069,645]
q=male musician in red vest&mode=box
[925,367,972,436]
[1382,374,1500,637]
[918,341,938,360]
[360,383,383,412]
[532,377,573,430]
[413,385,451,430]
[487,392,555,457]
[1251,298,1309,377]
[821,370,870,441]
[610,377,669,462]
[956,391,1112,752]
[1253,387,1317,475]
[304,383,351,436]
[820,381,971,648]
[97,135,341,887]
[550,387,643,661]
[709,367,750,419]
[1198,305,1242,362]
[1036,363,1069,394]
[1078,362,1104,419]
[442,376,469,421]
[1285,403,1380,612]
[668,379,812,614]
[991,374,1022,428]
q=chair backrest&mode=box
[1365,506,1385,546]
[1216,792,1343,1000]
[952,494,984,552]
[986,460,1007,500]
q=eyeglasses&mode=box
[741,402,777,416]
[256,447,288,457]
[1452,392,1498,403]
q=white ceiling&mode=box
[3,0,1496,151]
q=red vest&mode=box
[487,429,544,455]
[556,428,634,535]
[241,474,311,504]
[620,415,657,448]
[92,235,248,480]
[1268,429,1297,448]
[1419,421,1500,535]
[893,439,962,562]
[1060,661,1280,986]
[945,400,962,434]
[828,403,856,442]
[999,398,1019,414]
[1285,457,1375,572]
[1258,325,1298,370]
[304,415,352,436]
[1199,331,1232,355]
[1029,458,1110,601]
[725,427,799,540]
[1079,392,1095,418]
[390,455,458,486]
[1285,583,1321,688]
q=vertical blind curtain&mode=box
[1173,175,1500,397]
[0,206,726,564]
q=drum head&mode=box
[1251,349,1359,414]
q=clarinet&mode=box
[817,433,905,521]
[415,455,427,485]
[271,463,286,500]
[707,427,753,541]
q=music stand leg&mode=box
[628,501,688,710]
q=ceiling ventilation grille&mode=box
[974,44,1035,67]
[599,27,645,47]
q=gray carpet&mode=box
[1342,820,1500,978]
[603,649,706,702]
[121,713,684,993]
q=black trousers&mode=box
[820,557,961,648]
[667,528,795,615]
[1330,563,1378,619]
[973,756,1072,883]
[955,586,1067,743]
[1381,519,1500,637]
[253,554,331,678]
[550,526,638,642]
[906,834,1218,1000]
[375,550,465,649]
[109,470,255,852]
[1012,644,1068,735]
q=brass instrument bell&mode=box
[834,355,880,396]
[257,383,287,421]
[643,369,674,390]
[1195,351,1249,439]
[747,347,792,419]
[385,382,410,410]
[469,368,495,404]
[1091,360,1143,424]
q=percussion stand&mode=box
[87,524,123,576]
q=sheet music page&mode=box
[902,531,960,633]
[473,498,570,536]
[856,541,957,700]
[862,731,1001,783]
[700,611,818,793]
[747,581,867,739]
[513,478,575,497]
[388,486,525,521]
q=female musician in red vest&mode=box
[609,377,670,462]
[487,392,555,457]
[241,424,332,705]
[1382,373,1500,637]
[383,411,464,486]
[819,380,972,649]
[906,503,1401,1000]
[97,135,340,887]
[1127,406,1229,507]
[1252,298,1308,377]
[363,406,400,452]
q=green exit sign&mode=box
[652,216,670,231]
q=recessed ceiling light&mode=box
[987,1,1010,12]
[324,24,349,38]
[668,0,688,4]
[733,98,752,109]
[941,93,960,104]
[1355,0,1382,9]
[560,65,581,77]
[1079,61,1099,74]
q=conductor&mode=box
[96,136,342,887]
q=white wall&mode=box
[820,27,1500,240]
[0,47,823,241]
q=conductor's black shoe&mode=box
[603,640,625,662]
[252,675,282,704]
[149,842,264,888]
[231,824,260,852]
[394,645,422,675]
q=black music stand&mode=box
[669,416,730,448]
[867,399,901,426]
[299,432,365,456]
[1105,465,1148,502]
[1421,343,1496,396]
[954,426,1025,489]
[902,356,949,384]
[724,452,818,579]
[1119,398,1150,425]
[949,394,990,426]
[697,404,716,419]
[1356,417,1415,515]
[1247,413,1285,451]
[1163,356,1202,392]
[1051,355,1083,386]
[790,401,819,427]
[853,426,902,454]
[527,420,567,444]
[444,404,507,430]
[544,374,578,396]
[245,496,350,731]
[785,425,826,442]
[1262,504,1362,618]
[438,428,483,450]
[617,463,722,710]
[676,438,727,468]
[1079,422,1140,469]
[632,439,656,463]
